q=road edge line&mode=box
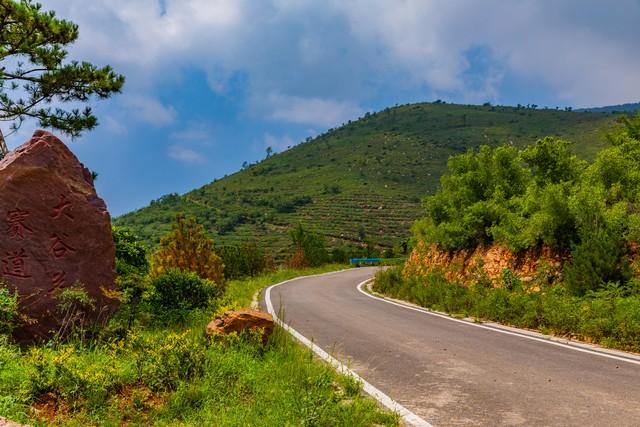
[264,271,433,427]
[357,279,640,366]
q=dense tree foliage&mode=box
[0,0,124,147]
[113,226,148,275]
[415,113,640,295]
[218,243,271,279]
[288,223,328,267]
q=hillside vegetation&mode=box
[577,102,640,114]
[375,113,640,351]
[116,102,618,259]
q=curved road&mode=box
[262,267,640,426]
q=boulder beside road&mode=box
[207,309,274,344]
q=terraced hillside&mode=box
[116,102,619,260]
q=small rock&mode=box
[0,416,29,427]
[206,309,274,344]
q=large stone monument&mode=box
[0,130,118,342]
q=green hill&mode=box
[115,102,619,260]
[576,102,640,114]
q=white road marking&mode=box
[265,270,433,427]
[357,279,640,367]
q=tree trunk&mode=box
[0,128,8,160]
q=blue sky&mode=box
[7,0,640,216]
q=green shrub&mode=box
[113,226,149,275]
[150,269,221,319]
[218,243,270,279]
[0,285,19,336]
[501,268,522,291]
[126,330,207,391]
[375,267,640,351]
[289,223,329,267]
[25,345,125,407]
[414,114,640,295]
[54,283,97,340]
[373,268,405,295]
[330,247,349,263]
[563,228,630,295]
[112,227,151,330]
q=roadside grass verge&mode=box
[0,265,398,426]
[373,267,640,353]
[224,263,349,307]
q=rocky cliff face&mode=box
[403,241,565,286]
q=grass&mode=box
[225,263,349,307]
[0,266,397,426]
[373,267,640,353]
[115,102,619,259]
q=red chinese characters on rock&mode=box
[51,194,74,220]
[6,208,33,240]
[50,233,76,259]
[51,271,67,290]
[0,130,118,343]
[1,249,32,279]
[48,196,76,288]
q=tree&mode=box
[521,137,585,185]
[288,223,328,267]
[0,0,124,157]
[265,146,273,159]
[151,215,225,285]
[112,226,149,328]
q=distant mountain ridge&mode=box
[116,102,619,260]
[576,102,640,114]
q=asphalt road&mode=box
[263,267,640,426]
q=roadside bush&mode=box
[0,285,19,336]
[563,228,630,295]
[414,114,640,295]
[218,243,270,279]
[0,337,30,421]
[372,267,405,295]
[149,269,221,320]
[375,267,640,351]
[330,247,348,264]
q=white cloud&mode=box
[168,145,206,164]
[266,94,363,127]
[123,94,176,127]
[40,0,640,111]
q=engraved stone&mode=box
[0,130,118,342]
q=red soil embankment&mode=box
[403,241,565,286]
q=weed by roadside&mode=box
[374,267,640,352]
[0,266,397,426]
